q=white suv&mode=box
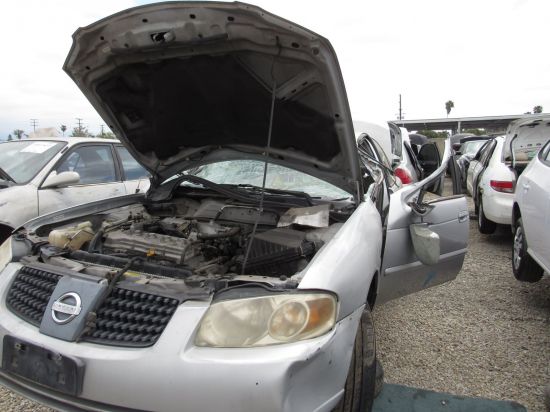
[512,137,550,282]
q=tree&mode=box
[417,130,449,139]
[7,134,13,141]
[445,100,454,117]
[60,125,67,136]
[463,128,486,136]
[98,131,116,139]
[70,125,94,137]
[13,129,25,140]
[97,125,116,139]
[533,105,543,114]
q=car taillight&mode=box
[490,180,514,193]
[394,167,413,185]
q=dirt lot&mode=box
[375,202,550,411]
[1,197,549,411]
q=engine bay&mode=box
[27,196,348,294]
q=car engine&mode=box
[41,199,344,284]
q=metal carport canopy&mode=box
[390,113,549,132]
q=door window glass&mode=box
[543,143,550,163]
[56,145,116,184]
[479,141,495,165]
[115,146,149,180]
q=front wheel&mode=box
[478,197,496,234]
[512,218,543,282]
[333,308,377,412]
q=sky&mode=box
[1,0,549,138]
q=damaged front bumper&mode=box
[0,263,360,412]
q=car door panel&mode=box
[521,154,550,271]
[377,195,468,303]
[377,139,469,304]
[38,144,126,215]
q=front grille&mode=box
[6,266,179,348]
[81,287,179,347]
[6,266,61,326]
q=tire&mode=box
[512,218,544,282]
[477,197,496,234]
[374,359,384,398]
[333,308,377,412]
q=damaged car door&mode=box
[377,140,469,303]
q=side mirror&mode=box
[452,143,461,151]
[410,223,440,266]
[454,151,462,156]
[42,171,80,189]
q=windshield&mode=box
[462,140,487,155]
[0,140,66,184]
[185,160,351,199]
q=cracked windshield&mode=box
[190,160,351,199]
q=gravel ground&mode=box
[1,196,548,411]
[374,197,550,412]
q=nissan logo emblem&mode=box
[51,292,82,325]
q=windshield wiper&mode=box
[148,173,309,207]
[225,184,314,206]
[0,167,14,183]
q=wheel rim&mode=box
[513,226,523,270]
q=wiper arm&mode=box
[227,184,314,206]
[0,167,14,183]
[148,173,308,207]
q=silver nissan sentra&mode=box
[0,2,468,411]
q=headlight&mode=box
[195,292,337,347]
[0,237,12,272]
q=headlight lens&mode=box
[195,292,337,347]
[0,237,12,272]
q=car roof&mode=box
[23,137,120,145]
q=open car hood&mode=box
[63,2,361,196]
[503,116,550,162]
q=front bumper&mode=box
[0,263,360,412]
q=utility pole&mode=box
[30,119,38,132]
[100,124,105,137]
[75,118,84,130]
[396,94,405,125]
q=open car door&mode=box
[377,139,469,304]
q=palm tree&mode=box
[60,125,67,136]
[445,100,454,117]
[533,105,543,114]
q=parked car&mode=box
[354,121,427,185]
[0,137,150,242]
[455,136,492,188]
[0,3,468,412]
[450,133,475,152]
[512,138,550,282]
[408,133,429,155]
[467,116,550,234]
[467,136,515,233]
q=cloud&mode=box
[0,0,135,137]
[1,0,548,138]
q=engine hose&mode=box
[197,226,241,240]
